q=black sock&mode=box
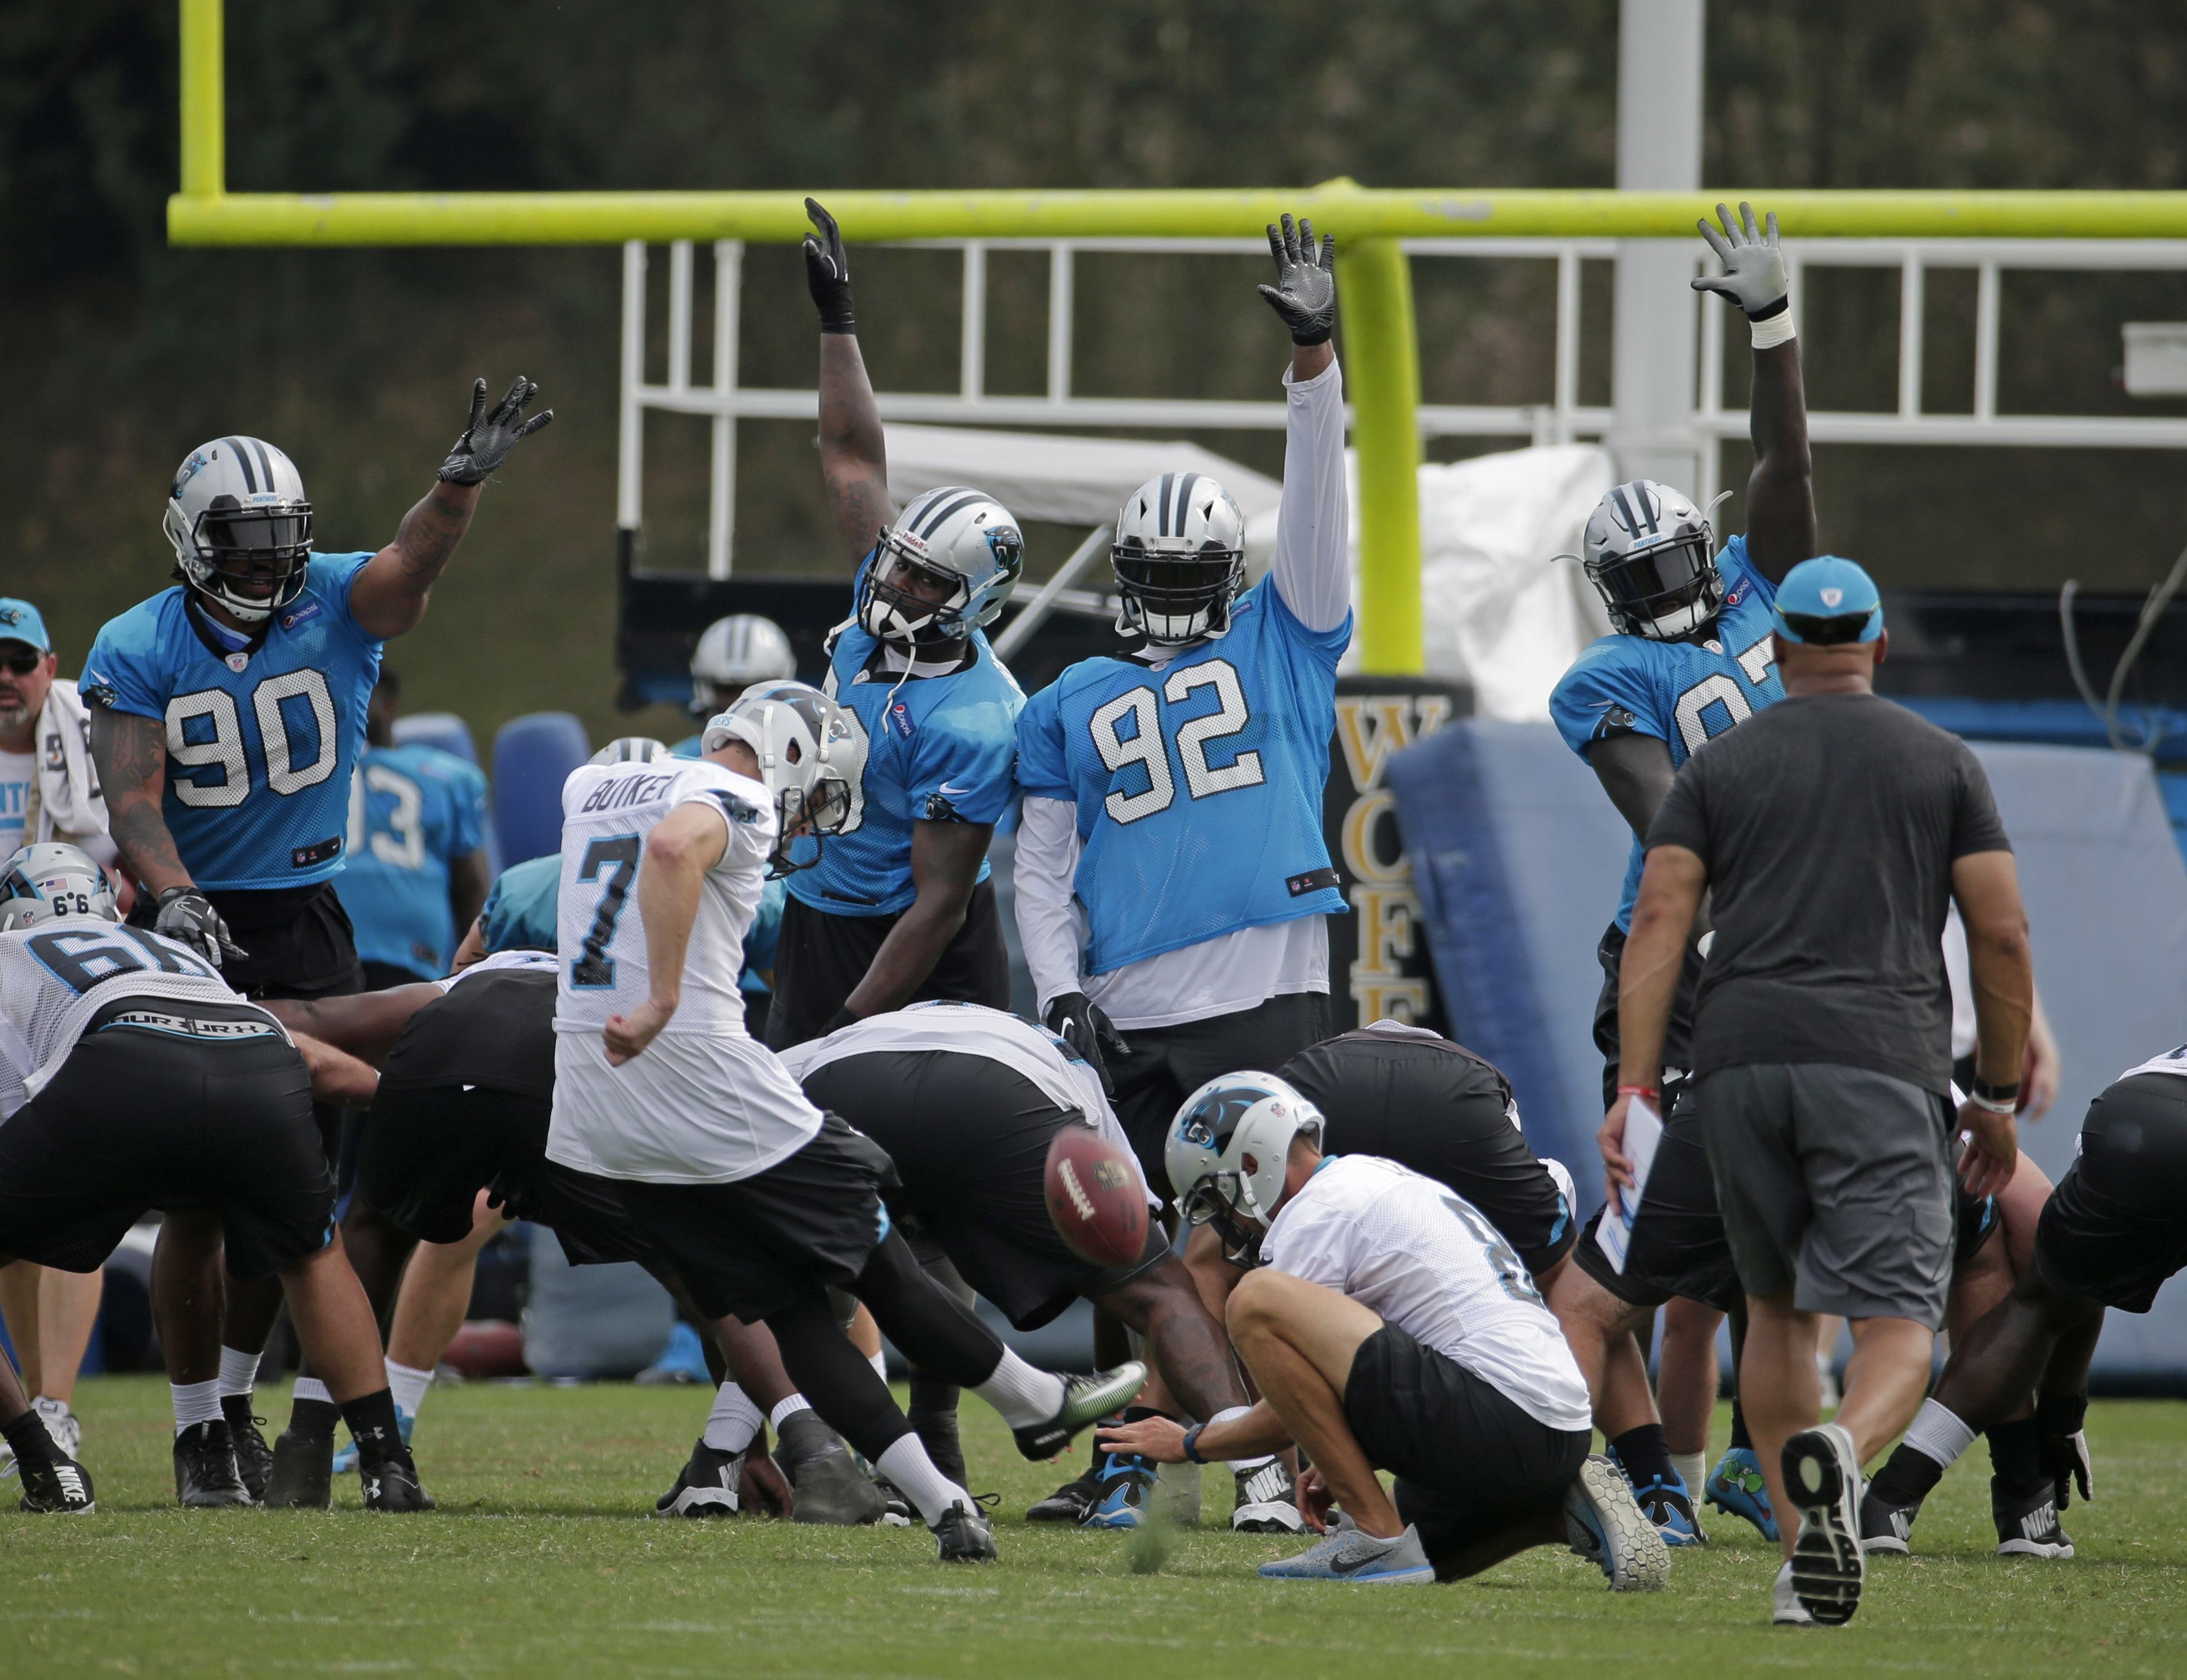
[1728,1397,1753,1452]
[285,1395,340,1443]
[1,1410,57,1464]
[336,1389,406,1463]
[2036,1389,2088,1440]
[1869,1443,1947,1507]
[1986,1417,2044,1488]
[1611,1422,1676,1491]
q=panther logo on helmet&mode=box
[162,437,314,625]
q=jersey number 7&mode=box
[1087,659,1264,825]
[570,835,641,989]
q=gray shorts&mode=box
[1697,1063,1955,1328]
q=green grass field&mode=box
[5,1377,2183,1678]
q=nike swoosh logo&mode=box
[1330,1551,1382,1574]
[939,782,972,795]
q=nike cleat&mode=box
[173,1420,254,1508]
[1012,1363,1148,1461]
[332,1404,413,1475]
[263,1426,335,1510]
[1080,1452,1157,1529]
[221,1397,275,1502]
[1562,1454,1670,1591]
[932,1496,999,1563]
[1026,1452,1107,1524]
[773,1410,885,1526]
[1611,1454,1706,1547]
[1258,1515,1434,1583]
[655,1438,742,1517]
[1994,1477,2074,1559]
[1705,1445,1780,1542]
[358,1452,435,1512]
[1858,1484,1923,1556]
[1232,1459,1305,1534]
[1782,1424,1865,1625]
[870,1473,915,1526]
[17,1448,95,1515]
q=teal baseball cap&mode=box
[1772,556,1883,644]
[0,599,50,652]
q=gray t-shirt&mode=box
[1646,692,2012,1094]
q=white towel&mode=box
[31,680,111,850]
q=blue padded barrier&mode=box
[390,710,480,766]
[492,712,589,868]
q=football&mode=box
[1044,1125,1149,1268]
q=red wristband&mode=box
[1616,1084,1659,1100]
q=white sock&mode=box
[385,1359,433,1420]
[172,1379,221,1434]
[1204,1405,1272,1473]
[768,1393,813,1432]
[703,1382,764,1454]
[970,1350,1065,1430]
[1670,1451,1707,1494]
[292,1377,333,1408]
[868,1349,890,1385]
[1901,1399,1977,1472]
[876,1432,972,1527]
[216,1345,262,1400]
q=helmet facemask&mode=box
[858,539,974,648]
[702,681,865,879]
[1113,539,1245,646]
[1586,529,1725,641]
[857,494,1025,649]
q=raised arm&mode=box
[348,377,553,640]
[601,801,728,1066]
[1692,204,1814,583]
[804,200,895,564]
[1258,215,1349,633]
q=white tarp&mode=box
[883,423,1284,528]
[1247,443,1614,721]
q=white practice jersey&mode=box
[0,919,280,1119]
[2119,1043,2187,1083]
[1262,1154,1594,1433]
[778,1000,1159,1209]
[436,948,559,994]
[547,756,822,1186]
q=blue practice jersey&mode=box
[797,592,1024,918]
[480,853,562,953]
[1017,576,1350,975]
[1548,537,1783,932]
[332,742,489,980]
[82,553,383,892]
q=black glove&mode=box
[154,885,248,968]
[803,198,857,334]
[438,376,554,485]
[1045,992,1129,1097]
[1256,213,1338,346]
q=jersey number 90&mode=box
[166,672,340,808]
[1087,659,1264,826]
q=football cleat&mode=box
[17,1448,95,1515]
[358,1452,435,1512]
[1608,1449,1705,1547]
[1257,1515,1434,1583]
[1704,1445,1780,1542]
[869,1473,915,1527]
[1782,1425,1865,1625]
[1994,1478,2074,1559]
[1012,1362,1148,1461]
[1080,1452,1157,1529]
[221,1397,274,1502]
[332,1405,412,1475]
[1026,1452,1107,1524]
[1232,1459,1304,1534]
[1858,1484,1923,1555]
[773,1409,886,1526]
[932,1496,999,1563]
[655,1439,742,1518]
[173,1420,254,1508]
[263,1425,335,1510]
[33,1397,82,1460]
[1562,1454,1669,1591]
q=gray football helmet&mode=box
[690,614,797,715]
[1112,471,1248,644]
[859,487,1024,647]
[162,437,313,624]
[1580,480,1725,641]
[703,680,865,877]
[0,843,119,931]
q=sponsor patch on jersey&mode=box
[291,834,343,869]
[887,702,916,740]
[1285,866,1340,898]
[1724,581,1749,608]
[280,601,323,632]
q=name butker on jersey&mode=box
[1547,536,1782,932]
[1015,574,1349,977]
[81,553,384,892]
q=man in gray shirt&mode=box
[1602,556,2033,1628]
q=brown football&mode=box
[1044,1125,1149,1268]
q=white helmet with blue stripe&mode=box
[1113,470,1248,645]
[0,843,119,932]
[162,437,313,624]
[1164,1070,1325,1266]
[858,486,1025,648]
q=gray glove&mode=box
[439,376,554,485]
[1256,213,1338,346]
[1691,202,1788,320]
[154,886,248,968]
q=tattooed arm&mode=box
[89,703,194,899]
[347,479,483,640]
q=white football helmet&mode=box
[1164,1071,1325,1266]
[859,487,1024,647]
[0,843,119,931]
[589,737,670,766]
[702,680,865,877]
[690,614,797,714]
[1579,480,1726,641]
[1112,471,1248,644]
[163,437,313,624]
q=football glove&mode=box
[438,376,554,485]
[2042,1425,2095,1510]
[1044,992,1129,1097]
[803,199,857,334]
[1256,213,1338,346]
[1691,202,1789,320]
[154,886,248,968]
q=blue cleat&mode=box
[1079,1452,1158,1529]
[1258,1515,1434,1583]
[1621,1469,1707,1547]
[332,1406,413,1476]
[1704,1445,1779,1543]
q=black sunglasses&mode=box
[0,651,41,676]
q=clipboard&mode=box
[1592,1094,1664,1275]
